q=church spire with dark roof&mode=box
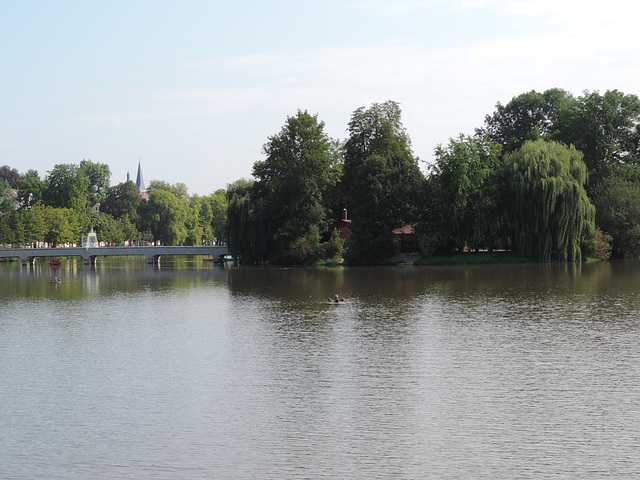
[136,159,146,192]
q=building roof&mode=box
[136,160,146,192]
[392,224,416,235]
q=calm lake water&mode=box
[1,257,640,479]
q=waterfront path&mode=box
[0,245,229,266]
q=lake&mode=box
[1,258,640,479]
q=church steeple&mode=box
[136,159,146,192]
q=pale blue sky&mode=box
[1,0,638,195]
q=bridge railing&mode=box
[0,245,229,266]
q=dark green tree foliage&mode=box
[20,203,46,246]
[43,206,79,247]
[0,201,46,247]
[101,181,142,221]
[555,90,640,183]
[0,179,17,216]
[198,197,214,244]
[481,89,575,153]
[343,100,413,200]
[483,89,640,183]
[348,153,422,263]
[147,180,190,200]
[251,110,339,264]
[184,197,203,246]
[79,159,111,206]
[139,188,188,245]
[343,101,422,264]
[135,181,196,245]
[0,165,20,187]
[0,180,20,244]
[0,213,20,245]
[88,210,138,246]
[204,189,228,245]
[43,164,90,211]
[504,140,595,262]
[421,135,504,254]
[591,173,640,258]
[89,212,120,245]
[226,179,257,261]
[15,170,44,208]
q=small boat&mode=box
[202,258,217,263]
[50,258,61,266]
[327,298,346,304]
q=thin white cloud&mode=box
[91,15,640,132]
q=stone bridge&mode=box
[0,245,229,266]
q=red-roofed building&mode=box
[392,223,419,252]
[328,208,352,241]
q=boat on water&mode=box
[327,298,346,304]
[49,258,61,266]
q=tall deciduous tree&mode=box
[184,196,203,246]
[139,188,188,245]
[0,165,20,187]
[504,139,595,262]
[0,212,20,245]
[343,100,413,200]
[15,170,44,208]
[251,110,339,264]
[102,180,142,221]
[591,173,640,258]
[79,159,112,206]
[0,179,17,216]
[147,180,189,200]
[480,88,575,153]
[420,135,504,254]
[204,189,227,245]
[43,206,79,247]
[20,202,46,246]
[43,164,90,211]
[555,90,640,183]
[348,153,422,263]
[342,101,423,264]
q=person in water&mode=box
[328,294,345,303]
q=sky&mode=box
[1,0,639,196]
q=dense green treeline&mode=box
[0,162,228,248]
[4,88,640,263]
[228,90,640,264]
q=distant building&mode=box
[136,160,146,192]
[392,224,419,252]
[3,187,20,211]
[329,209,352,241]
[129,160,149,201]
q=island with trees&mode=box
[3,88,640,265]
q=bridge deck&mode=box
[0,246,229,266]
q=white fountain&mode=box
[81,226,100,249]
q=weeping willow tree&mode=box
[504,139,595,262]
[226,179,257,262]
